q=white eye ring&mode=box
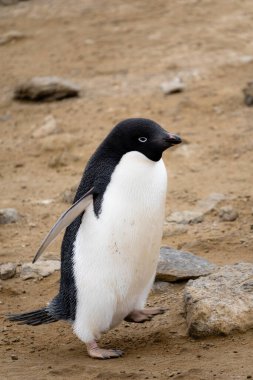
[138,137,147,143]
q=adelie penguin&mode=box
[8,118,181,359]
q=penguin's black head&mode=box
[106,118,181,162]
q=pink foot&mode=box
[125,310,152,323]
[141,307,167,317]
[125,307,167,323]
[86,341,123,360]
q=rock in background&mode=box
[243,81,253,106]
[166,210,204,225]
[14,76,80,101]
[32,115,61,138]
[160,77,185,95]
[152,281,173,294]
[0,208,20,224]
[0,30,26,45]
[20,260,60,280]
[156,246,216,282]
[219,206,238,222]
[184,263,253,337]
[166,193,226,226]
[0,263,17,280]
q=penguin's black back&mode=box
[50,128,123,320]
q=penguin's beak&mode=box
[163,132,182,147]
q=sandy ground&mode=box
[1,0,253,379]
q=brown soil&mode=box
[1,1,253,379]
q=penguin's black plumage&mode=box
[8,118,181,359]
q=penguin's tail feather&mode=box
[7,307,58,326]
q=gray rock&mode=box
[0,208,20,224]
[152,281,173,293]
[184,263,253,337]
[156,247,216,282]
[243,82,253,106]
[0,263,17,280]
[160,77,185,95]
[219,206,238,222]
[14,76,80,101]
[0,31,26,45]
[166,210,204,224]
[165,193,226,228]
[20,260,60,280]
[32,115,61,138]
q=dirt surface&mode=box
[1,1,253,379]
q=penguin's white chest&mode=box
[73,151,167,337]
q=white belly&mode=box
[73,151,167,342]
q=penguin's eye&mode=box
[138,137,147,143]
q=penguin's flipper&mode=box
[33,187,94,263]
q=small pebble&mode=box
[0,208,20,224]
[0,30,26,45]
[0,263,17,280]
[243,82,253,107]
[160,77,185,95]
[219,206,238,222]
[32,115,61,138]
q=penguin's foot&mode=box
[125,307,167,323]
[124,310,153,323]
[86,341,123,360]
[141,307,167,317]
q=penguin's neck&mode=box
[102,151,168,213]
[111,150,167,187]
